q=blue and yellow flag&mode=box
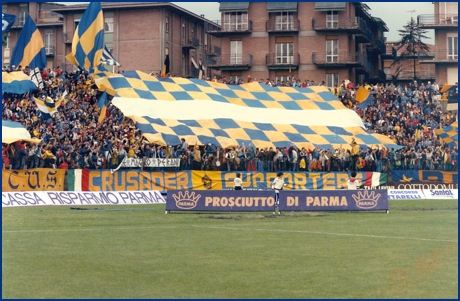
[66,2,104,74]
[2,120,42,144]
[2,71,37,94]
[93,70,401,150]
[355,86,373,109]
[2,13,17,46]
[101,45,120,66]
[97,91,108,123]
[33,96,63,120]
[10,16,46,69]
[435,122,458,147]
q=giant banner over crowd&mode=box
[92,69,402,151]
[61,170,386,193]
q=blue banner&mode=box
[166,190,388,212]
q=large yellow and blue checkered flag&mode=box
[66,2,104,74]
[10,16,46,69]
[435,122,458,147]
[93,70,399,150]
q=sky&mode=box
[58,2,436,42]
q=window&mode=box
[4,35,9,49]
[275,42,294,64]
[326,11,338,29]
[230,40,242,64]
[275,12,294,30]
[223,11,248,31]
[74,13,82,30]
[326,73,339,88]
[104,17,114,32]
[181,22,186,43]
[275,72,290,85]
[165,14,169,32]
[44,31,53,55]
[19,5,29,26]
[447,36,458,60]
[326,39,338,63]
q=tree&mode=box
[391,17,431,81]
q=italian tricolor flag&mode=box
[67,169,90,191]
[362,172,387,187]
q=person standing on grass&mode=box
[271,172,287,214]
[234,172,243,190]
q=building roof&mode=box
[51,2,219,25]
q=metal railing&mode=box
[311,52,362,65]
[419,49,458,61]
[266,19,300,32]
[386,70,436,80]
[312,16,372,41]
[204,57,220,67]
[266,53,300,66]
[219,54,253,66]
[205,45,221,56]
[373,39,386,54]
[182,37,200,48]
[38,10,63,22]
[220,20,253,32]
[45,45,55,55]
[418,14,458,26]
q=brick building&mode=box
[382,42,436,84]
[2,2,65,69]
[51,2,221,77]
[205,2,389,87]
[417,2,458,85]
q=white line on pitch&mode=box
[191,225,458,243]
[2,225,180,233]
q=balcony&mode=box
[37,10,63,24]
[206,21,253,37]
[419,49,458,64]
[204,57,220,69]
[312,52,364,68]
[45,45,55,56]
[312,17,372,43]
[205,45,221,57]
[12,13,28,28]
[214,54,253,71]
[266,19,300,33]
[387,70,436,81]
[367,39,386,54]
[369,69,386,82]
[182,37,200,49]
[266,53,300,70]
[417,14,458,28]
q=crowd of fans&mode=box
[2,65,458,173]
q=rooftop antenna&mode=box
[406,10,416,20]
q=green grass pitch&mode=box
[2,199,458,298]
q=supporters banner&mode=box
[166,189,389,212]
[117,158,181,168]
[73,170,387,192]
[2,190,165,207]
[391,170,458,184]
[2,168,66,192]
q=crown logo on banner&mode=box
[351,190,381,209]
[172,191,201,210]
